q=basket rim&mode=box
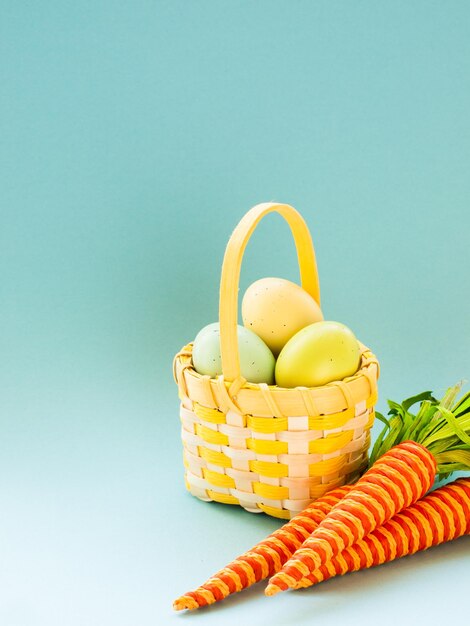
[174,340,379,394]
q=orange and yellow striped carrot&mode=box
[173,484,352,611]
[266,384,470,596]
[291,477,470,591]
[266,440,436,595]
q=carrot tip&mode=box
[173,596,199,611]
[265,583,282,597]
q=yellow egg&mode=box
[275,321,361,388]
[242,277,323,356]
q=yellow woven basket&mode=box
[173,202,379,519]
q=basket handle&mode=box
[219,202,320,383]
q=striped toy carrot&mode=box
[288,477,470,591]
[266,384,470,596]
[173,484,352,611]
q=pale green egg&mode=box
[192,323,275,384]
[194,322,219,342]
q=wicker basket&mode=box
[173,202,379,519]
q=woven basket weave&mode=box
[173,202,379,519]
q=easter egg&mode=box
[192,323,275,384]
[242,277,323,356]
[275,321,361,388]
[194,322,219,342]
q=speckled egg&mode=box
[192,322,275,384]
[275,321,361,388]
[242,277,323,355]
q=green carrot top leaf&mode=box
[369,382,470,477]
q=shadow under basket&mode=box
[173,202,380,519]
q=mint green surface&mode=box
[1,2,469,625]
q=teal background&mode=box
[1,1,469,625]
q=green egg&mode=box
[192,323,275,384]
[194,322,219,342]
